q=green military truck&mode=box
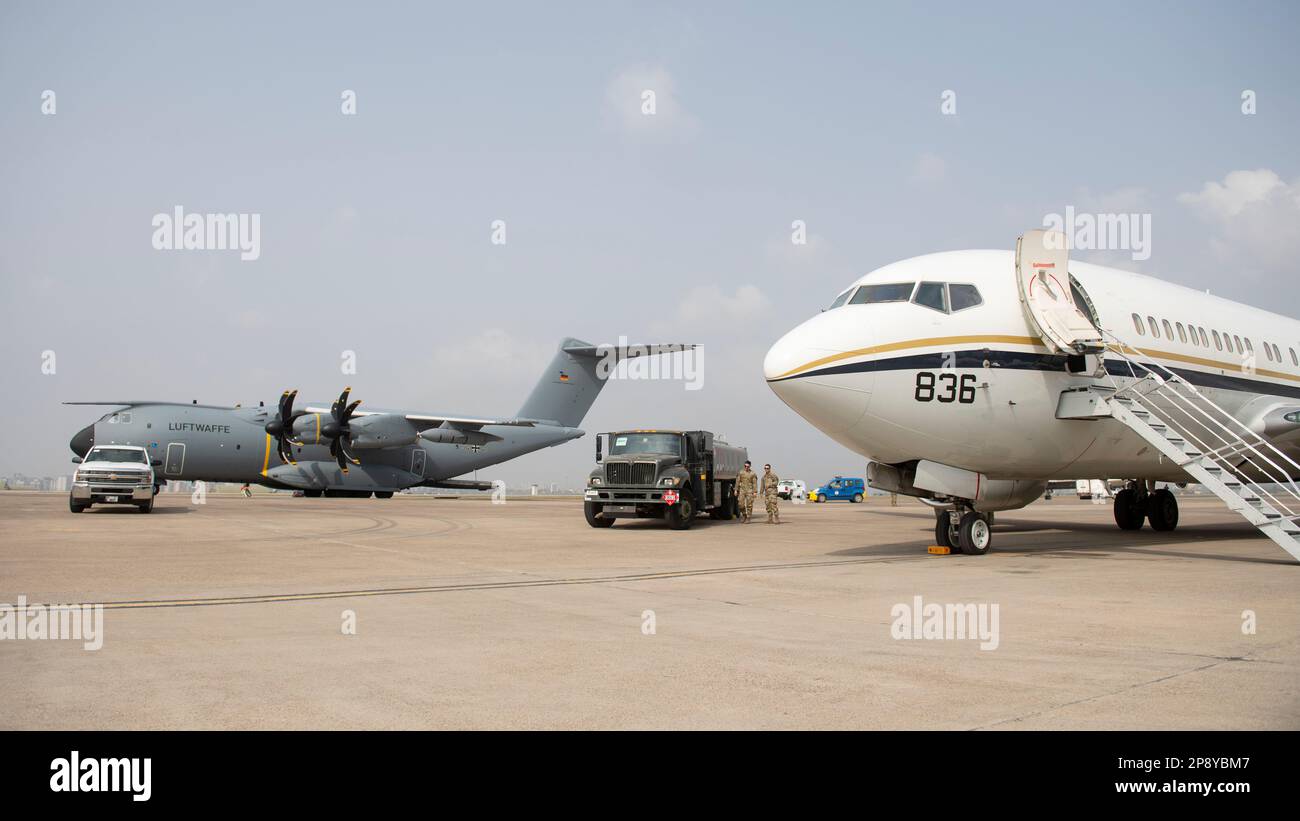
[583,430,748,529]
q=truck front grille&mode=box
[606,462,657,485]
[79,470,149,485]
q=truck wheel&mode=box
[138,497,154,514]
[710,485,736,520]
[70,498,87,513]
[667,494,696,530]
[851,493,863,503]
[584,501,615,528]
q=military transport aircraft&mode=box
[67,337,684,499]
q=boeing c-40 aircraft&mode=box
[68,337,682,499]
[765,230,1300,561]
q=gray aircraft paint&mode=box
[67,337,684,493]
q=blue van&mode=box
[809,476,866,503]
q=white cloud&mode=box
[1178,169,1291,220]
[604,65,698,141]
[1178,169,1300,273]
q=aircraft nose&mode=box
[764,312,873,435]
[69,424,94,457]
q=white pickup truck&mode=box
[70,445,159,513]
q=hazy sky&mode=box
[2,1,1298,485]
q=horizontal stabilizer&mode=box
[562,342,696,363]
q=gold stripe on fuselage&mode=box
[769,334,1300,385]
[769,335,1043,380]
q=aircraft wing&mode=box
[63,400,234,410]
[301,406,538,432]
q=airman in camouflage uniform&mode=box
[736,460,758,523]
[762,464,781,524]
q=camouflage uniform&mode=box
[736,467,758,522]
[762,468,781,523]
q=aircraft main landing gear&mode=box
[1113,481,1179,532]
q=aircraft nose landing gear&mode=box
[934,506,994,555]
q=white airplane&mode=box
[765,229,1300,560]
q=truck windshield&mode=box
[608,433,681,457]
[85,447,147,464]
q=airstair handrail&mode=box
[1094,328,1300,519]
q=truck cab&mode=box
[584,430,747,530]
[809,476,866,503]
[70,445,160,513]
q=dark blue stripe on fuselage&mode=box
[772,348,1300,400]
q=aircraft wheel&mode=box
[373,491,394,499]
[851,493,863,503]
[1146,488,1179,531]
[667,494,696,530]
[305,489,323,498]
[957,512,991,555]
[584,501,615,528]
[1113,488,1145,530]
[935,513,960,552]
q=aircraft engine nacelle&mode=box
[901,459,1046,513]
[346,414,419,449]
[419,427,502,447]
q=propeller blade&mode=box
[334,387,352,421]
[339,439,361,465]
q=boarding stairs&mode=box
[1056,331,1300,562]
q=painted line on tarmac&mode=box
[71,555,926,611]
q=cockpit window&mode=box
[912,282,947,313]
[948,284,982,312]
[827,288,853,310]
[849,283,915,304]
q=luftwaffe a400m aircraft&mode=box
[766,230,1300,562]
[68,337,677,498]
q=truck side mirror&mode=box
[595,435,603,463]
[151,459,163,467]
[71,456,82,464]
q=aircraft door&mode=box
[1015,229,1105,355]
[164,442,186,476]
[411,449,426,478]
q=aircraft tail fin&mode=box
[516,337,694,428]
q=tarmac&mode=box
[1,491,1297,729]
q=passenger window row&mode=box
[828,281,983,314]
[1130,312,1299,367]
